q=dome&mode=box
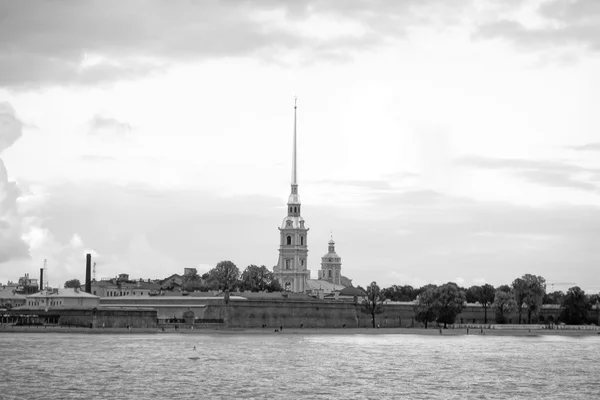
[288,193,301,204]
[281,216,307,229]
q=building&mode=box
[273,101,310,293]
[24,287,99,309]
[0,288,26,308]
[318,237,342,285]
[90,277,161,297]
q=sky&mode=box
[0,0,599,293]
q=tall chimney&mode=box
[85,253,92,293]
[40,268,44,291]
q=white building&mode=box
[25,288,99,309]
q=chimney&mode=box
[40,268,44,291]
[85,253,92,293]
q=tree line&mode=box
[181,261,282,293]
[361,274,599,328]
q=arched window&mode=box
[286,236,292,245]
[294,206,297,213]
[286,260,291,269]
[300,236,304,245]
[329,270,332,278]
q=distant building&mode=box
[273,102,310,293]
[0,288,26,308]
[161,273,184,290]
[13,273,39,294]
[89,276,161,297]
[25,288,99,309]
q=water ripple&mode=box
[0,333,599,399]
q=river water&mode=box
[0,332,598,399]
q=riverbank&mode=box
[2,324,598,337]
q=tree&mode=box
[496,284,511,293]
[466,286,481,304]
[208,261,240,293]
[492,289,517,324]
[182,269,203,292]
[382,285,416,302]
[560,286,591,325]
[521,274,546,324]
[543,291,565,305]
[413,287,438,329]
[414,284,437,300]
[361,281,385,328]
[477,284,496,324]
[511,277,528,324]
[435,282,467,328]
[240,265,282,292]
[64,279,81,289]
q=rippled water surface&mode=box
[1,332,599,399]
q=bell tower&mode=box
[319,235,342,285]
[273,99,309,293]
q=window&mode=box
[287,236,292,245]
[294,207,297,213]
[300,236,304,245]
[286,260,291,269]
[329,270,332,278]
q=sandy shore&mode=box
[2,325,599,337]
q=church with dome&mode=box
[273,101,353,294]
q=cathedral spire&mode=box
[291,97,298,187]
[288,98,300,211]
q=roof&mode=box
[27,288,100,299]
[212,291,317,301]
[339,286,365,297]
[280,215,307,230]
[306,279,345,292]
[0,289,26,300]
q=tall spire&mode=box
[287,98,301,212]
[292,97,298,186]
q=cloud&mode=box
[3,178,600,291]
[474,0,600,53]
[0,0,473,88]
[457,155,600,193]
[0,103,29,263]
[570,142,600,151]
[88,115,132,136]
[0,103,23,153]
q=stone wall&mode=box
[96,297,600,328]
[224,299,358,328]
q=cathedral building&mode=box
[273,101,353,294]
[273,100,310,293]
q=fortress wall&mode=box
[96,297,596,328]
[225,299,359,328]
[94,309,158,328]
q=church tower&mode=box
[319,236,342,285]
[273,99,310,293]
